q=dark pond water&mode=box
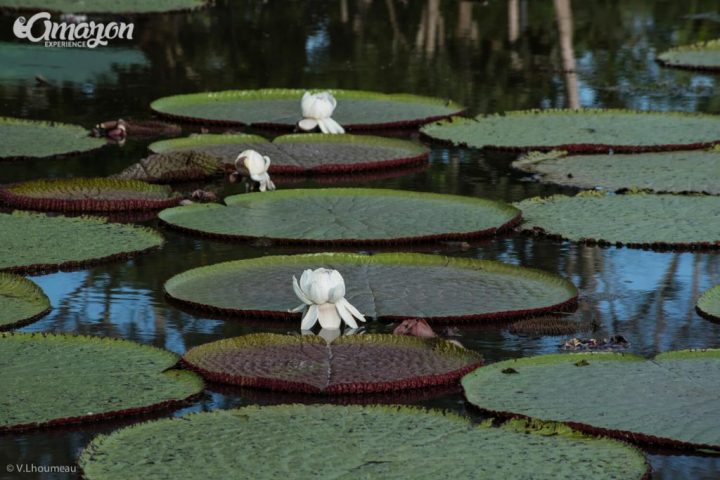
[1,1,720,478]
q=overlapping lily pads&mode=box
[0,117,105,160]
[149,133,430,174]
[0,332,203,432]
[0,0,207,13]
[113,151,225,183]
[79,404,649,480]
[421,109,720,152]
[462,349,720,451]
[0,178,182,212]
[0,211,164,274]
[150,89,464,129]
[515,191,720,249]
[159,188,521,244]
[657,39,720,70]
[697,286,720,322]
[164,253,578,323]
[513,150,720,194]
[182,333,481,394]
[0,274,50,330]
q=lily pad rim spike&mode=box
[163,251,579,323]
[0,273,51,331]
[149,88,466,129]
[657,39,720,71]
[0,116,106,161]
[0,331,204,433]
[181,332,483,394]
[696,285,720,322]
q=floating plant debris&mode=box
[113,151,225,183]
[0,0,207,13]
[149,133,430,174]
[159,188,520,244]
[0,273,50,330]
[697,285,720,322]
[0,332,203,432]
[657,39,720,70]
[462,349,720,451]
[0,117,104,160]
[0,178,182,212]
[512,150,720,194]
[562,336,629,351]
[515,191,720,250]
[150,89,464,129]
[420,109,720,152]
[182,333,481,394]
[163,253,578,323]
[0,211,164,274]
[78,405,649,480]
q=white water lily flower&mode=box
[292,268,365,330]
[235,149,276,192]
[298,91,345,134]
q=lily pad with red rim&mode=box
[149,133,430,174]
[420,109,720,153]
[0,117,105,160]
[697,286,720,322]
[150,89,465,129]
[657,39,720,71]
[181,333,482,394]
[0,273,50,330]
[0,211,164,274]
[0,332,203,432]
[112,150,225,183]
[515,191,720,250]
[163,252,578,323]
[78,404,650,480]
[462,349,720,451]
[0,178,182,212]
[158,188,521,244]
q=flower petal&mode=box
[300,304,319,330]
[338,297,366,323]
[293,275,312,305]
[324,117,345,134]
[317,119,330,134]
[336,301,358,329]
[298,118,318,131]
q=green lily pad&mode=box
[0,211,164,274]
[182,333,482,394]
[79,404,649,480]
[0,274,50,330]
[149,133,430,174]
[462,349,720,451]
[658,39,720,70]
[513,150,720,194]
[150,89,464,129]
[515,191,720,250]
[697,285,720,322]
[0,332,203,432]
[0,178,182,212]
[0,117,105,160]
[164,253,578,323]
[113,151,225,183]
[159,188,520,244]
[421,109,720,153]
[0,0,206,13]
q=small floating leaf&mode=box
[0,273,50,330]
[657,39,720,70]
[697,285,720,322]
[0,332,203,432]
[0,117,104,160]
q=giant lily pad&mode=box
[79,404,649,480]
[182,333,481,394]
[0,332,203,432]
[513,150,720,194]
[0,178,182,212]
[697,286,720,322]
[462,349,720,451]
[421,109,720,153]
[159,188,521,244]
[150,89,464,129]
[0,0,206,13]
[0,117,105,160]
[658,39,720,70]
[164,253,578,323]
[149,133,430,174]
[113,151,225,183]
[0,274,50,330]
[515,191,720,249]
[0,211,164,274]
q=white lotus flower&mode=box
[235,149,276,192]
[292,268,365,330]
[298,91,345,134]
